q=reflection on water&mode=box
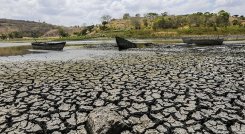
[0,46,32,56]
[0,48,127,62]
[0,44,113,57]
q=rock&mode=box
[86,107,129,134]
[93,99,104,107]
[152,93,161,99]
[173,128,188,134]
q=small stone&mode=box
[173,128,188,134]
[152,93,161,99]
[93,99,104,107]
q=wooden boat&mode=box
[182,37,193,44]
[32,42,66,51]
[182,37,224,45]
[115,37,137,50]
[191,39,224,45]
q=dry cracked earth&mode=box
[0,46,245,134]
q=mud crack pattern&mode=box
[0,52,245,134]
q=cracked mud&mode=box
[0,45,245,134]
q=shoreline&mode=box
[1,38,245,48]
[1,34,245,43]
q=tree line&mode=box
[1,10,244,40]
[64,10,245,37]
[100,10,245,31]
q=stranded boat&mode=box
[31,42,66,51]
[182,37,193,44]
[115,37,137,50]
[182,37,224,45]
[191,38,224,45]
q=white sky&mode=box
[0,0,244,26]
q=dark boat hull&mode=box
[182,38,224,45]
[192,39,224,45]
[182,37,193,44]
[115,37,137,50]
[32,42,66,51]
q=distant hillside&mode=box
[0,19,62,37]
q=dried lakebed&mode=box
[0,45,245,134]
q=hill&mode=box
[0,19,62,37]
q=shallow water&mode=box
[0,41,245,63]
[0,49,113,62]
[0,45,153,62]
[0,39,176,47]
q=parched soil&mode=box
[0,48,245,133]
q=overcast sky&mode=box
[0,0,244,26]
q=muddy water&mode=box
[1,40,245,63]
[0,45,153,62]
[0,48,113,62]
[0,46,32,56]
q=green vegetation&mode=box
[58,28,69,37]
[1,10,245,42]
[64,10,245,40]
[178,26,245,35]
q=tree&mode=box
[217,10,230,27]
[175,16,185,27]
[31,31,40,38]
[240,15,245,20]
[131,18,141,30]
[76,25,94,36]
[204,12,212,27]
[153,17,178,30]
[8,33,14,39]
[153,18,165,30]
[143,19,148,27]
[123,13,130,19]
[135,13,141,17]
[161,12,168,16]
[187,13,206,27]
[80,28,88,36]
[232,20,240,25]
[144,13,158,19]
[206,16,217,27]
[86,25,94,32]
[101,20,108,31]
[58,28,69,37]
[14,32,23,38]
[100,15,111,31]
[144,13,158,27]
[204,12,211,16]
[196,12,203,15]
[101,15,112,23]
[0,34,7,40]
[102,21,108,26]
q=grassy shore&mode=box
[1,27,245,43]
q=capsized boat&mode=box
[115,37,137,50]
